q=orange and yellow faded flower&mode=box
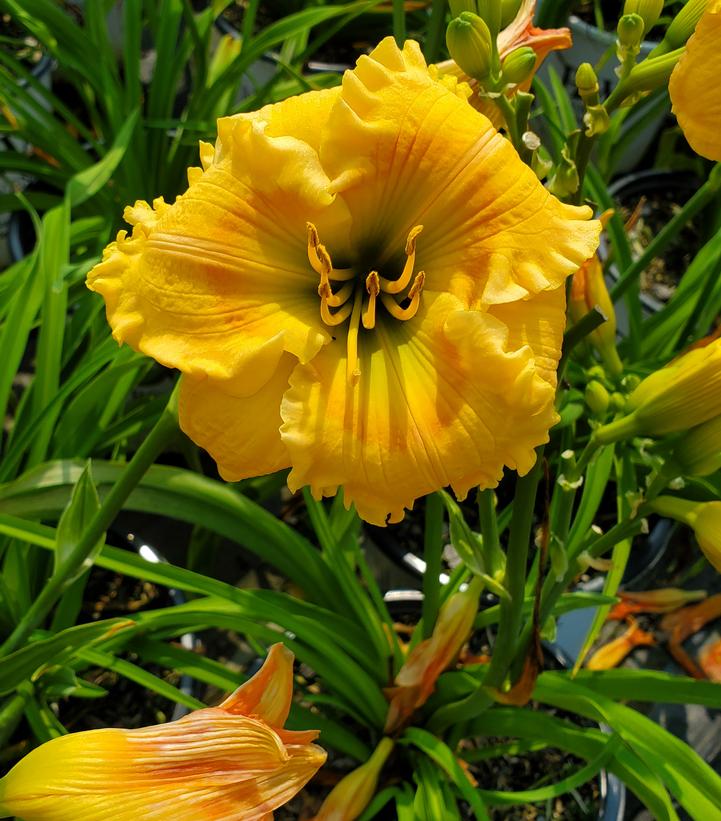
[87,37,599,525]
[384,578,482,732]
[669,0,721,160]
[0,645,324,821]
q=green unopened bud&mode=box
[623,0,664,34]
[585,381,611,416]
[446,12,494,82]
[500,0,523,28]
[576,62,599,99]
[609,391,626,413]
[617,13,645,49]
[501,46,536,85]
[672,414,721,477]
[449,0,477,16]
[655,0,707,54]
[476,0,502,38]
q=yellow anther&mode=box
[346,289,363,385]
[324,281,354,308]
[379,225,423,294]
[362,271,380,330]
[380,271,425,322]
[405,224,424,256]
[307,222,323,274]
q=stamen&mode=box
[306,222,324,275]
[380,271,425,321]
[362,271,380,330]
[329,267,355,282]
[379,225,423,294]
[320,297,354,326]
[346,289,364,385]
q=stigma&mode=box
[307,223,426,384]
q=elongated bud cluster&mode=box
[446,12,495,82]
[595,338,721,443]
[623,0,664,34]
[502,46,537,85]
[476,0,502,37]
[650,497,721,574]
[671,414,721,477]
[654,0,708,54]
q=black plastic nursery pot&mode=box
[605,169,707,316]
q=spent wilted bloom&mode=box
[0,644,324,821]
[384,578,482,732]
[669,0,721,161]
[87,37,599,525]
[569,210,622,376]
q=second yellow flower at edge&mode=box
[0,645,324,821]
[86,36,600,525]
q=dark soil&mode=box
[615,188,703,307]
[572,0,684,36]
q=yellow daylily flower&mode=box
[0,644,325,821]
[87,37,599,525]
[669,0,721,160]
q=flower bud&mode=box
[623,0,664,34]
[672,414,721,477]
[500,0,523,28]
[446,12,494,82]
[449,0,478,16]
[595,338,721,443]
[576,62,599,100]
[312,738,394,821]
[502,46,537,85]
[476,0,502,38]
[649,497,721,573]
[617,13,646,48]
[656,0,708,53]
[585,380,610,416]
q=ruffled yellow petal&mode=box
[281,292,558,525]
[178,355,294,481]
[487,286,566,390]
[87,88,352,384]
[669,0,721,161]
[321,37,599,306]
